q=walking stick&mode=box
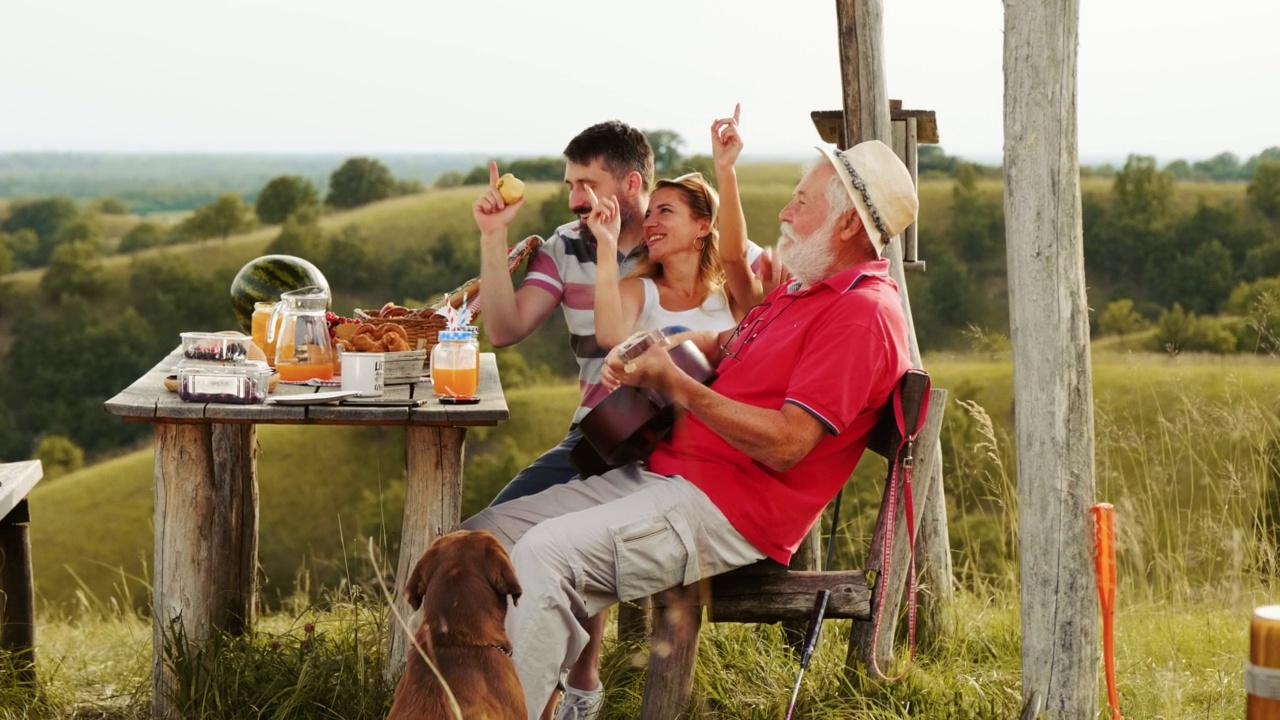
[784,589,831,720]
[1093,503,1122,720]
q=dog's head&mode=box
[404,529,522,612]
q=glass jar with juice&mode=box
[431,330,478,398]
[250,301,278,367]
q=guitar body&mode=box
[570,340,716,477]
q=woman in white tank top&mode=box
[585,107,764,350]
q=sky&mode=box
[2,0,1277,165]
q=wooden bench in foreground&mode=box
[1,460,43,687]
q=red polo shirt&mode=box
[647,259,910,565]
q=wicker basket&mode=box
[351,310,448,351]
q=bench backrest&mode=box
[0,461,44,520]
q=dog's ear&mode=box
[404,543,441,611]
[485,538,523,605]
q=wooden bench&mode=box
[1,460,43,687]
[639,371,945,717]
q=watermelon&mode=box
[230,255,331,333]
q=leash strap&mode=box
[869,373,931,681]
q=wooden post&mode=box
[152,422,258,720]
[386,425,467,680]
[914,394,954,651]
[837,0,953,654]
[640,584,703,720]
[1004,0,1098,716]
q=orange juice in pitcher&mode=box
[267,287,335,382]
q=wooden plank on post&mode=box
[386,426,467,681]
[1004,0,1098,716]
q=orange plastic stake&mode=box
[1093,502,1122,720]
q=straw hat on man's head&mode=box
[816,140,918,256]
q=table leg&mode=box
[385,425,466,681]
[151,423,258,719]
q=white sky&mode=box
[1,0,1276,163]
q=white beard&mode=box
[777,215,839,288]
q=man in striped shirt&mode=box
[475,120,655,505]
[472,120,655,720]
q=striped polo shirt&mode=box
[521,220,645,423]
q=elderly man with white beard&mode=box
[460,139,919,720]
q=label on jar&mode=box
[1246,663,1280,700]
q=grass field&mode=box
[6,350,1277,717]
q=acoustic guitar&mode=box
[569,336,717,478]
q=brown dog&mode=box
[387,529,526,720]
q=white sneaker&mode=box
[554,683,603,720]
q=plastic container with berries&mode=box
[180,332,254,363]
[177,361,273,404]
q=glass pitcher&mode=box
[266,286,334,382]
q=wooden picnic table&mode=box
[104,349,508,719]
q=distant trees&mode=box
[91,197,129,215]
[461,157,564,186]
[1097,298,1148,337]
[1,197,79,266]
[1,229,38,270]
[645,129,685,175]
[255,175,319,224]
[326,157,395,209]
[919,145,962,177]
[181,193,255,242]
[40,241,105,301]
[1249,160,1280,223]
[32,435,83,480]
[118,221,166,252]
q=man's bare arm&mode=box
[665,371,826,472]
[478,229,560,346]
[612,343,825,471]
[472,161,560,346]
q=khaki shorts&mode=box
[464,464,763,607]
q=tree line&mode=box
[0,157,421,272]
[911,153,1280,354]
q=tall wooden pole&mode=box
[1004,0,1098,717]
[835,0,952,657]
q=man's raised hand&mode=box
[473,161,525,235]
[584,186,621,250]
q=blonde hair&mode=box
[628,172,726,304]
